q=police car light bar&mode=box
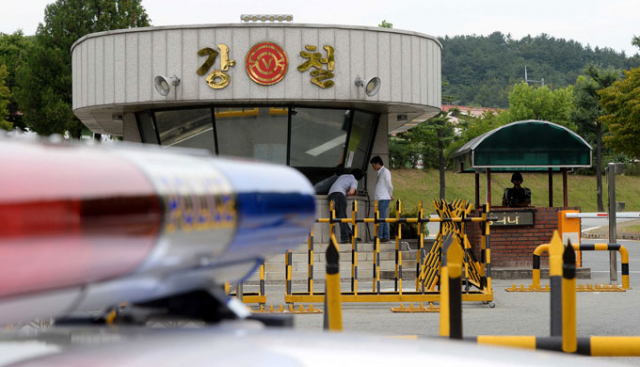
[0,138,315,324]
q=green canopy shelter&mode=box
[451,120,592,208]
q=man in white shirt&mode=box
[370,156,393,242]
[328,169,364,244]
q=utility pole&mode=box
[525,65,545,87]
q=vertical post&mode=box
[286,251,292,297]
[548,168,554,207]
[486,169,492,207]
[621,246,630,290]
[485,204,492,291]
[608,163,618,284]
[324,234,343,331]
[447,238,464,340]
[373,201,379,293]
[416,201,424,291]
[475,172,480,211]
[398,200,403,294]
[439,235,452,337]
[562,168,569,207]
[562,243,577,353]
[352,201,358,295]
[259,259,265,298]
[376,202,381,294]
[395,200,400,292]
[308,230,314,296]
[480,204,487,287]
[549,231,563,337]
[237,283,244,302]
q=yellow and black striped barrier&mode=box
[507,238,630,292]
[285,199,496,306]
[468,240,640,357]
[469,336,640,356]
[224,259,267,305]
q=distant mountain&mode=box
[439,32,640,108]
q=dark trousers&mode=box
[328,192,352,242]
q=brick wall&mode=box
[466,207,580,268]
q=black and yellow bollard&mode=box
[439,234,454,337]
[323,234,343,331]
[395,199,402,292]
[562,242,577,353]
[351,201,358,295]
[308,229,314,295]
[372,201,378,293]
[549,230,563,337]
[416,201,424,291]
[447,237,465,339]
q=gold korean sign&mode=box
[245,42,289,85]
[297,45,335,88]
[490,210,535,226]
[197,41,335,89]
[197,44,235,89]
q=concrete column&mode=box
[123,113,142,143]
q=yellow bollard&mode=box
[549,231,564,337]
[447,237,465,339]
[324,234,343,331]
[562,242,577,353]
[351,201,358,295]
[439,260,450,337]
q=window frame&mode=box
[135,104,380,174]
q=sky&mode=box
[1,0,639,56]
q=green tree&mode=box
[571,64,620,211]
[448,82,575,159]
[389,136,413,168]
[0,64,12,130]
[378,20,393,28]
[0,31,31,130]
[599,67,640,158]
[439,32,640,107]
[16,0,150,137]
[507,82,577,130]
[420,112,455,198]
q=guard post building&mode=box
[71,18,442,242]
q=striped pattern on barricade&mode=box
[469,336,640,356]
[529,242,630,291]
[284,199,495,306]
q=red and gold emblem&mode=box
[245,42,288,85]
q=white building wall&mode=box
[72,24,441,135]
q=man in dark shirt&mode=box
[502,172,532,207]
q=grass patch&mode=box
[391,169,640,215]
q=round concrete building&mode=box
[71,21,442,241]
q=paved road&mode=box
[263,238,640,365]
[582,217,638,232]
